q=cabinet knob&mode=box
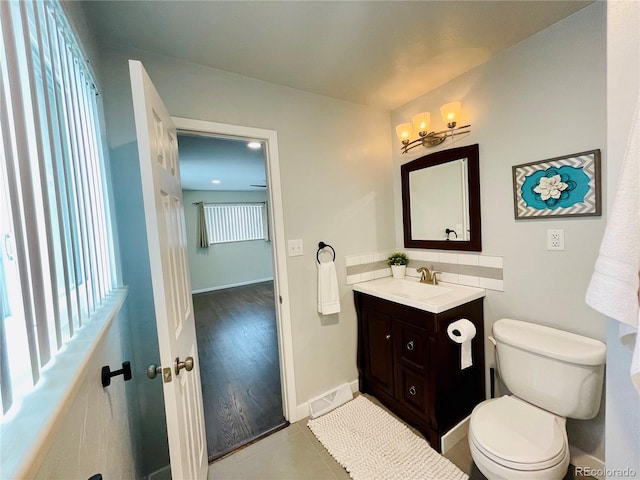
[409,385,417,396]
[385,334,391,341]
[406,340,414,351]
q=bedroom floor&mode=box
[207,395,594,480]
[194,281,286,461]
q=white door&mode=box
[129,60,208,480]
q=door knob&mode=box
[174,356,194,376]
[147,363,173,383]
[147,364,162,380]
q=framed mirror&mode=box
[401,144,481,251]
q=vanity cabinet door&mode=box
[363,308,394,397]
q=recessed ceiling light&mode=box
[211,179,221,184]
[247,141,261,149]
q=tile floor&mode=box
[207,395,592,480]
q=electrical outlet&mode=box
[287,239,304,257]
[547,229,565,251]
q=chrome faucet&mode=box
[416,265,441,285]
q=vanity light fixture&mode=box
[396,101,471,154]
[247,141,262,149]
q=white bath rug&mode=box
[307,395,468,480]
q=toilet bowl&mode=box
[468,396,569,480]
[468,319,606,480]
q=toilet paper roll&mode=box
[447,318,477,370]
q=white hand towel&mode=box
[586,95,640,394]
[317,261,341,315]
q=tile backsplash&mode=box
[345,250,504,291]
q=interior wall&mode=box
[391,3,606,460]
[182,190,273,292]
[605,1,640,475]
[101,43,394,473]
[110,143,170,476]
[32,308,139,480]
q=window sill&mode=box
[0,287,128,479]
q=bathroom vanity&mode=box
[353,277,485,451]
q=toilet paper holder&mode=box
[446,318,477,370]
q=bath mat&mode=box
[307,395,468,480]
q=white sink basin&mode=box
[353,276,485,313]
[383,280,452,299]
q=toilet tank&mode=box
[493,318,606,419]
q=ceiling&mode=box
[177,134,266,191]
[83,0,593,190]
[84,0,592,110]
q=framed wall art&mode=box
[512,149,601,220]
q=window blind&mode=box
[0,0,114,416]
[203,203,267,244]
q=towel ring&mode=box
[316,241,336,264]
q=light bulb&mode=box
[440,102,461,128]
[395,123,412,143]
[411,112,430,135]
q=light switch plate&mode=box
[288,239,304,257]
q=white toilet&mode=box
[468,318,606,480]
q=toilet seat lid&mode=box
[470,396,567,470]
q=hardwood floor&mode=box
[193,281,287,462]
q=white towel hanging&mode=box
[586,95,640,394]
[318,261,341,315]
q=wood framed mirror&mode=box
[401,144,481,251]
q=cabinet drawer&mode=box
[394,321,427,371]
[397,367,429,418]
[356,293,436,334]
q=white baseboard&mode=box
[440,416,470,454]
[569,445,605,480]
[295,379,359,422]
[191,277,274,294]
[148,464,171,480]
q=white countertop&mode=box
[353,276,485,313]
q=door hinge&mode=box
[279,295,283,304]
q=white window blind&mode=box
[0,0,114,417]
[204,203,267,244]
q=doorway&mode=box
[177,131,286,460]
[173,117,296,424]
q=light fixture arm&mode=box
[400,124,471,154]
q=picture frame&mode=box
[512,149,601,220]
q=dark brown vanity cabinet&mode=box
[355,291,485,451]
